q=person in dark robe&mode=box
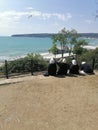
[44,58,57,76]
[69,59,79,74]
[80,61,94,75]
[57,58,69,75]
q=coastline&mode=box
[40,52,74,60]
[83,45,98,50]
[0,35,98,62]
[0,62,4,67]
[0,45,97,63]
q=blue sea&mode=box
[0,36,53,61]
[0,36,98,61]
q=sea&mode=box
[0,36,98,62]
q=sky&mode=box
[0,0,98,36]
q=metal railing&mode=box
[0,59,44,79]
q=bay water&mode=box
[0,36,98,62]
[0,36,52,61]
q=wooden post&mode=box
[5,60,8,79]
[30,59,33,75]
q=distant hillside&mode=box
[11,33,53,38]
[11,33,98,38]
[79,33,98,38]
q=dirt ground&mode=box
[0,73,98,130]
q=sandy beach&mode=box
[0,73,98,130]
[40,52,74,60]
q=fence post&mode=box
[92,58,95,71]
[30,59,33,75]
[5,60,8,79]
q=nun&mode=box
[44,58,57,76]
[69,59,79,74]
[57,58,69,75]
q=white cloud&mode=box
[26,7,34,10]
[0,9,72,22]
[66,13,72,19]
[52,13,66,21]
[0,10,25,23]
[30,12,72,21]
[30,10,42,17]
[85,19,94,24]
[0,9,72,35]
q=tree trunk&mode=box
[61,44,63,58]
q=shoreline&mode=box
[0,45,97,63]
[40,52,74,60]
[0,63,4,67]
[83,45,98,50]
[0,52,74,62]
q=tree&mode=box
[67,29,79,56]
[91,47,98,70]
[73,39,88,55]
[51,28,69,58]
[51,28,79,58]
[48,43,58,58]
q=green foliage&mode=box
[51,28,69,57]
[75,39,88,46]
[48,43,58,56]
[0,53,48,75]
[0,65,4,76]
[76,48,98,70]
[91,48,98,70]
[51,28,79,57]
[51,28,98,70]
[73,46,88,55]
[73,39,88,55]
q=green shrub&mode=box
[0,53,48,75]
[76,48,98,70]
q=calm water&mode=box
[0,36,52,61]
[0,36,98,61]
